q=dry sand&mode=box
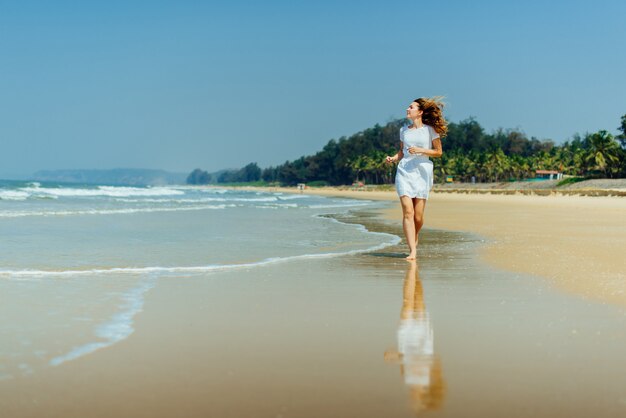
[247,186,626,307]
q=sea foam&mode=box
[48,275,158,366]
[0,190,30,201]
[0,204,231,218]
[20,185,185,198]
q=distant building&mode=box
[535,170,563,180]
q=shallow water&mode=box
[0,183,389,273]
[0,183,398,378]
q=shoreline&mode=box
[229,185,626,308]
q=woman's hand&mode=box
[385,155,397,164]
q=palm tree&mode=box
[347,156,368,183]
[447,153,474,182]
[584,130,621,178]
[362,155,376,184]
[572,148,587,176]
[554,147,575,175]
[484,149,509,182]
[509,155,525,180]
[370,150,389,184]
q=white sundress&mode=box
[395,125,439,199]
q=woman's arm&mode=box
[385,141,404,163]
[407,138,443,158]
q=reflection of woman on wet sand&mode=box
[384,261,445,414]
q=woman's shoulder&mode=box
[424,124,437,135]
[399,125,408,138]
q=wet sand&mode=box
[252,187,626,307]
[2,211,625,417]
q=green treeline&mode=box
[187,115,626,185]
[187,163,262,184]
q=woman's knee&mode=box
[414,214,424,226]
[402,207,415,220]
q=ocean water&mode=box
[0,180,399,378]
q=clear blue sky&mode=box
[1,0,625,177]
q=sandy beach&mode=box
[2,186,626,417]
[248,186,626,308]
[3,205,625,417]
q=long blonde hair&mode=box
[414,97,448,138]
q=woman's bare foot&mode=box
[405,251,417,261]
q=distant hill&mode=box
[33,168,187,186]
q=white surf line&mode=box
[19,185,185,198]
[0,237,400,279]
[48,274,158,367]
[0,204,232,218]
[0,215,401,279]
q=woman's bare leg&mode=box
[400,196,417,260]
[413,198,426,248]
